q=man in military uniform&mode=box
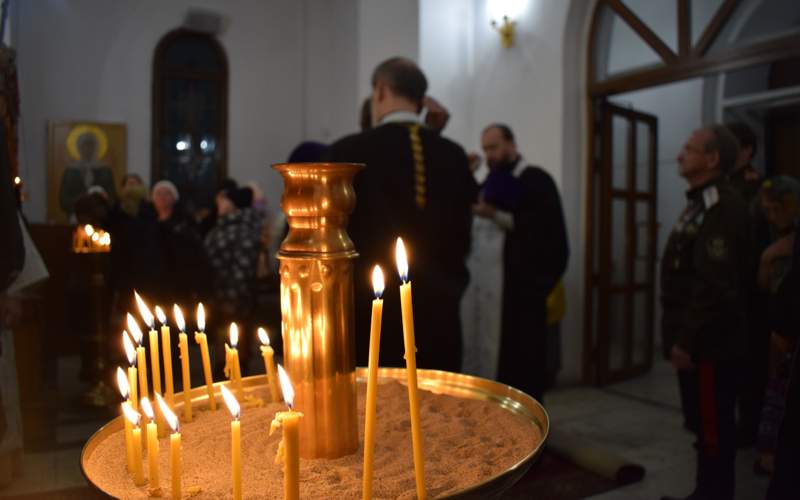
[661,126,753,500]
[326,57,477,372]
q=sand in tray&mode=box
[86,380,541,499]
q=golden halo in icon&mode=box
[66,124,108,161]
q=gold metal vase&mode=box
[273,162,364,459]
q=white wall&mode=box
[357,0,420,105]
[303,0,359,143]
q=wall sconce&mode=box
[491,16,516,48]
[487,0,526,48]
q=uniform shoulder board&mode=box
[702,185,720,210]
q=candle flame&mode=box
[197,303,206,332]
[116,366,130,400]
[173,305,186,332]
[140,396,155,421]
[122,331,136,365]
[257,327,270,346]
[395,238,409,282]
[156,393,180,433]
[372,265,385,298]
[229,322,239,348]
[127,313,144,345]
[100,232,111,246]
[13,175,20,185]
[91,232,100,242]
[122,402,141,427]
[84,224,94,237]
[155,305,167,325]
[277,364,295,409]
[220,384,241,420]
[134,291,155,328]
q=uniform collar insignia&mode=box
[702,185,719,210]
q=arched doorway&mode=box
[584,0,800,385]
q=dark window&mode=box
[152,29,228,215]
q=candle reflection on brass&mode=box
[273,162,363,459]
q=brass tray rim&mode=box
[81,368,548,499]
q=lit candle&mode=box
[258,328,280,402]
[270,364,303,500]
[156,306,175,406]
[194,303,217,410]
[122,403,146,486]
[123,331,139,411]
[225,323,244,401]
[136,292,162,403]
[128,313,149,400]
[395,238,426,499]
[140,397,160,492]
[174,305,192,422]
[116,367,135,473]
[157,394,182,500]
[221,385,242,500]
[362,265,384,500]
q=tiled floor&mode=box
[546,360,771,500]
[0,358,774,498]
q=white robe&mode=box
[461,164,505,380]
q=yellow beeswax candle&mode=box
[128,314,149,399]
[226,323,244,401]
[116,368,134,473]
[175,305,193,422]
[170,430,181,500]
[123,332,139,411]
[258,328,280,402]
[140,397,160,492]
[221,385,242,500]
[135,293,162,399]
[194,303,217,410]
[157,394,181,500]
[122,403,146,486]
[156,306,175,405]
[122,403,134,473]
[396,238,426,500]
[362,265,384,500]
[270,364,303,500]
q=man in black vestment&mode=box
[473,124,569,401]
[326,57,477,372]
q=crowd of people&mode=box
[72,172,278,376]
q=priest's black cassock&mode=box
[326,114,477,372]
[494,160,568,400]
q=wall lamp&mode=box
[488,0,527,48]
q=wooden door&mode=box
[591,101,659,385]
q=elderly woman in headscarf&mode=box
[755,175,800,475]
[147,180,207,305]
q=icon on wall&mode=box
[47,121,126,223]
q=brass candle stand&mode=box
[273,162,363,459]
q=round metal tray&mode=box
[82,368,548,499]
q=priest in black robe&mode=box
[326,57,477,372]
[471,123,569,401]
